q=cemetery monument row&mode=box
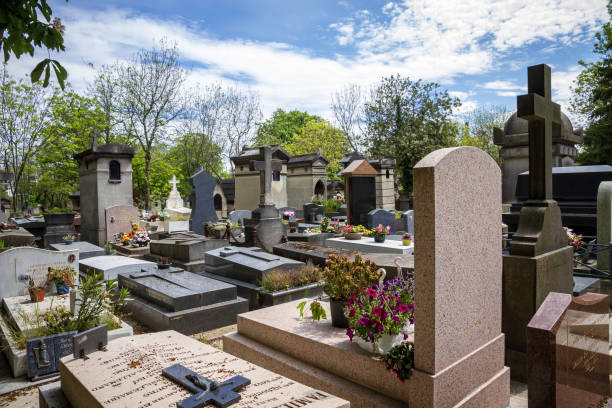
[502,64,574,382]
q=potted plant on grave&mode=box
[46,266,75,295]
[345,271,415,354]
[369,224,391,243]
[322,254,381,328]
[157,256,172,269]
[27,276,45,303]
[119,232,131,246]
[382,341,415,382]
[401,233,412,246]
[62,233,75,245]
[320,216,330,231]
[42,207,75,226]
[343,225,366,240]
[282,210,295,222]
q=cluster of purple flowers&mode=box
[344,271,415,344]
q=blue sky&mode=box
[8,0,608,121]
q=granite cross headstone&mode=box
[249,146,281,207]
[162,363,250,408]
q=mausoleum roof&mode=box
[230,145,291,165]
[287,152,329,166]
[504,111,576,142]
[74,142,136,161]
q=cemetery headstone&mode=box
[42,212,76,248]
[49,241,105,260]
[527,292,609,407]
[0,247,79,300]
[243,146,284,252]
[303,203,324,223]
[338,204,347,216]
[79,255,156,281]
[503,64,574,381]
[73,324,108,359]
[189,169,218,235]
[120,268,248,334]
[26,331,76,380]
[402,210,414,235]
[55,331,348,408]
[147,233,226,272]
[10,216,45,245]
[597,181,612,272]
[105,205,139,244]
[229,210,251,226]
[366,208,396,232]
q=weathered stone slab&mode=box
[205,246,303,284]
[3,294,71,338]
[59,331,349,408]
[287,232,334,244]
[79,255,155,281]
[0,247,79,300]
[0,227,36,247]
[527,292,610,407]
[118,269,236,311]
[50,241,105,260]
[325,236,413,254]
[105,205,139,244]
[189,169,218,235]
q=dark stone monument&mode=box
[340,160,378,226]
[243,146,284,252]
[26,331,76,380]
[162,363,251,408]
[303,203,324,223]
[11,216,45,246]
[367,209,396,233]
[189,169,218,235]
[503,64,574,381]
[146,232,226,272]
[504,165,612,237]
[119,268,248,334]
[43,212,77,248]
[527,292,609,407]
[73,324,107,359]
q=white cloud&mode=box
[496,91,519,97]
[482,81,525,92]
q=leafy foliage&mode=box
[255,109,322,146]
[322,254,380,301]
[382,342,415,382]
[297,299,327,321]
[260,261,321,292]
[0,0,68,88]
[570,1,612,165]
[285,120,348,178]
[363,75,460,193]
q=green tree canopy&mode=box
[285,120,348,178]
[364,74,460,193]
[255,109,323,147]
[570,1,612,165]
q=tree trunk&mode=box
[144,150,151,210]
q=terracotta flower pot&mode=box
[29,287,45,303]
[344,232,363,240]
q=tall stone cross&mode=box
[517,64,561,201]
[249,146,281,206]
[169,175,179,192]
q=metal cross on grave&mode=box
[249,146,281,206]
[169,175,179,192]
[162,364,250,408]
[517,64,561,202]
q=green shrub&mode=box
[260,261,321,292]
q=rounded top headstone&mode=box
[503,111,574,138]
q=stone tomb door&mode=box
[340,159,378,226]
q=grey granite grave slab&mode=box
[79,255,156,280]
[0,227,36,247]
[50,241,105,260]
[297,223,319,233]
[401,210,414,235]
[146,234,226,272]
[572,276,600,296]
[367,209,396,232]
[119,269,247,334]
[287,232,335,244]
[205,246,303,284]
[189,169,218,235]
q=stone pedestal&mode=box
[43,213,76,249]
[244,204,283,252]
[502,245,573,381]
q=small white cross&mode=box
[169,175,179,191]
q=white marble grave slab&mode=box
[79,256,156,281]
[59,330,349,408]
[325,236,414,254]
[0,247,79,300]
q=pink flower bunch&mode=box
[563,227,583,249]
[283,211,295,217]
[344,279,414,344]
[369,224,391,238]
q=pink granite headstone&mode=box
[411,146,509,407]
[527,292,610,407]
[105,205,139,243]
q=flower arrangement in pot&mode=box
[282,210,295,222]
[46,266,75,295]
[322,254,381,328]
[344,271,414,354]
[27,276,46,302]
[119,232,131,246]
[62,233,75,244]
[369,224,391,243]
[402,233,412,246]
[343,225,366,240]
[157,256,172,269]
